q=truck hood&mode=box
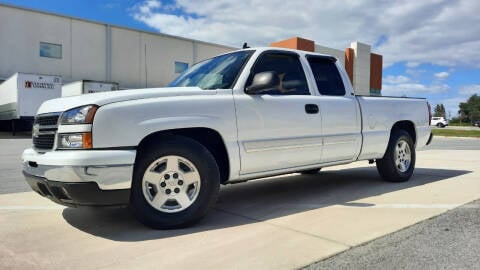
[37,87,216,114]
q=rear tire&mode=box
[130,135,220,229]
[376,129,415,182]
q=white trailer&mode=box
[62,80,119,97]
[0,73,62,121]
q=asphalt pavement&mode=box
[424,136,480,150]
[305,199,480,270]
[0,134,31,194]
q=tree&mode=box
[458,94,480,124]
[433,104,446,117]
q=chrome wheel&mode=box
[394,140,411,173]
[142,155,201,213]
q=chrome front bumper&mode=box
[22,148,136,190]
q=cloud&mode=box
[458,84,480,96]
[383,75,411,84]
[130,0,480,68]
[434,71,450,80]
[405,62,421,68]
[442,97,466,116]
[382,83,450,96]
[382,74,450,97]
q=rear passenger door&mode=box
[234,51,323,174]
[306,56,362,163]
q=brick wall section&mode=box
[344,48,354,85]
[270,37,315,52]
[370,53,383,91]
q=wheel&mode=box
[376,129,415,182]
[439,123,445,128]
[436,123,441,127]
[130,135,220,229]
[300,168,321,175]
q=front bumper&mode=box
[22,148,136,206]
[22,148,136,190]
[24,171,129,207]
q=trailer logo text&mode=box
[25,81,55,89]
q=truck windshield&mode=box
[168,50,254,90]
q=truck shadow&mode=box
[62,166,471,242]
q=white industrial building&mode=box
[0,3,382,93]
[0,3,235,89]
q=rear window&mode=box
[307,56,345,96]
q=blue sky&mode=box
[2,0,479,116]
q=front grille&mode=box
[34,114,60,126]
[33,134,56,149]
[33,113,60,150]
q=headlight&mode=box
[58,133,93,149]
[60,105,98,125]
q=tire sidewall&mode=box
[130,136,220,229]
[390,132,416,179]
[377,130,416,182]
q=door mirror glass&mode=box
[245,71,279,94]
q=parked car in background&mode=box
[431,117,448,128]
[473,120,480,127]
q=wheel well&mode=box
[391,121,416,144]
[136,128,230,184]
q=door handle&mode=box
[305,104,319,114]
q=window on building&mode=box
[39,42,62,59]
[246,52,309,95]
[175,61,189,73]
[307,56,345,96]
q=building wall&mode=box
[110,28,142,88]
[370,53,383,95]
[351,42,371,96]
[196,43,232,63]
[71,20,107,81]
[141,32,195,88]
[0,5,72,78]
[314,44,345,66]
[344,48,354,85]
[0,4,235,88]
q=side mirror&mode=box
[245,71,279,94]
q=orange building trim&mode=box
[370,53,383,91]
[270,37,315,52]
[344,48,354,84]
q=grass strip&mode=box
[432,129,480,138]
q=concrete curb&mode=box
[433,136,480,140]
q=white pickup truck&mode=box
[23,48,432,229]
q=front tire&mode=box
[376,129,415,182]
[130,136,220,229]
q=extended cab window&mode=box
[246,52,309,95]
[307,57,345,96]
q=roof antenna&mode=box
[242,42,250,49]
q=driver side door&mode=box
[234,51,323,175]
